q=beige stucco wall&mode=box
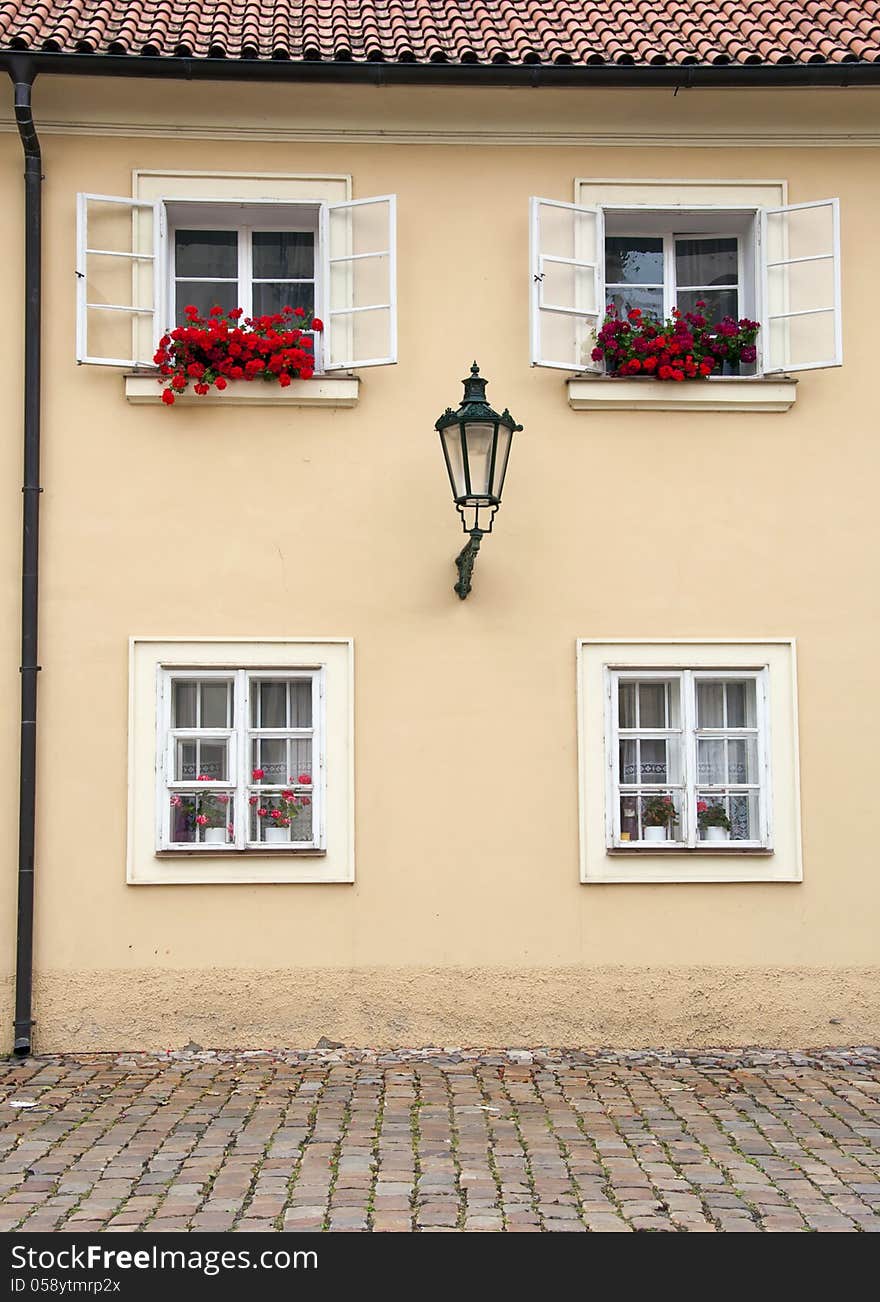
[0,80,878,1050]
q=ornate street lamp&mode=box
[435,363,522,599]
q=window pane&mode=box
[638,791,681,840]
[176,739,197,782]
[618,682,636,729]
[676,288,738,322]
[196,741,228,781]
[288,739,313,783]
[729,792,759,840]
[674,237,737,288]
[727,737,758,785]
[726,680,757,728]
[252,282,315,318]
[606,286,663,320]
[172,681,197,728]
[253,738,287,784]
[175,230,237,278]
[641,737,682,785]
[169,791,233,845]
[619,739,637,784]
[604,237,664,285]
[252,231,315,280]
[250,790,313,844]
[200,682,230,728]
[697,682,724,728]
[175,281,238,322]
[256,681,287,729]
[639,682,666,728]
[174,739,229,782]
[290,680,312,728]
[697,738,726,786]
[619,794,640,841]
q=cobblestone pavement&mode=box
[0,1047,878,1233]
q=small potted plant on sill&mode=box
[170,777,231,845]
[697,800,732,843]
[641,795,678,842]
[591,304,759,380]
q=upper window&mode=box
[609,668,770,850]
[158,668,322,852]
[530,196,841,377]
[76,192,397,372]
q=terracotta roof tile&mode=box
[1,0,879,66]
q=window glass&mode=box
[605,237,664,284]
[674,237,738,288]
[175,230,237,278]
[252,231,314,280]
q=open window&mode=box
[76,191,398,373]
[530,197,603,372]
[530,195,842,377]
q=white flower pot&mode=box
[203,827,226,845]
[704,826,729,843]
[643,825,668,842]
[264,827,289,845]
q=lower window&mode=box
[128,639,353,885]
[577,640,802,884]
[610,668,769,849]
[159,668,322,851]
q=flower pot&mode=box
[643,825,668,842]
[264,827,289,845]
[704,826,729,843]
[203,827,226,845]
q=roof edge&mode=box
[2,51,880,88]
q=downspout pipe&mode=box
[8,61,41,1057]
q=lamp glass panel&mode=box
[492,425,514,499]
[440,425,467,499]
[462,422,496,498]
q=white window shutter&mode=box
[75,194,161,368]
[759,198,842,374]
[322,194,397,370]
[530,197,604,372]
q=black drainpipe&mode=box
[8,61,42,1057]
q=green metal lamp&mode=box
[435,363,522,599]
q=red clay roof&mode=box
[1,1,879,67]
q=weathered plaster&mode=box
[28,967,880,1052]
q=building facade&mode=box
[1,5,879,1051]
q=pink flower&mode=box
[298,773,312,785]
[257,807,268,818]
[197,774,213,782]
[252,768,265,780]
[217,793,229,805]
[170,795,181,807]
[300,796,311,806]
[196,814,208,826]
[248,795,259,805]
[697,800,708,813]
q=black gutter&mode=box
[1,50,880,88]
[8,58,41,1057]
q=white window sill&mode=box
[124,373,359,407]
[567,375,797,413]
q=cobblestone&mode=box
[1,1047,878,1232]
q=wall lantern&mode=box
[435,363,523,599]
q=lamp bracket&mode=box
[454,530,483,600]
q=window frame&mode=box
[156,666,325,854]
[605,665,772,852]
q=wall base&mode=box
[9,966,878,1053]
